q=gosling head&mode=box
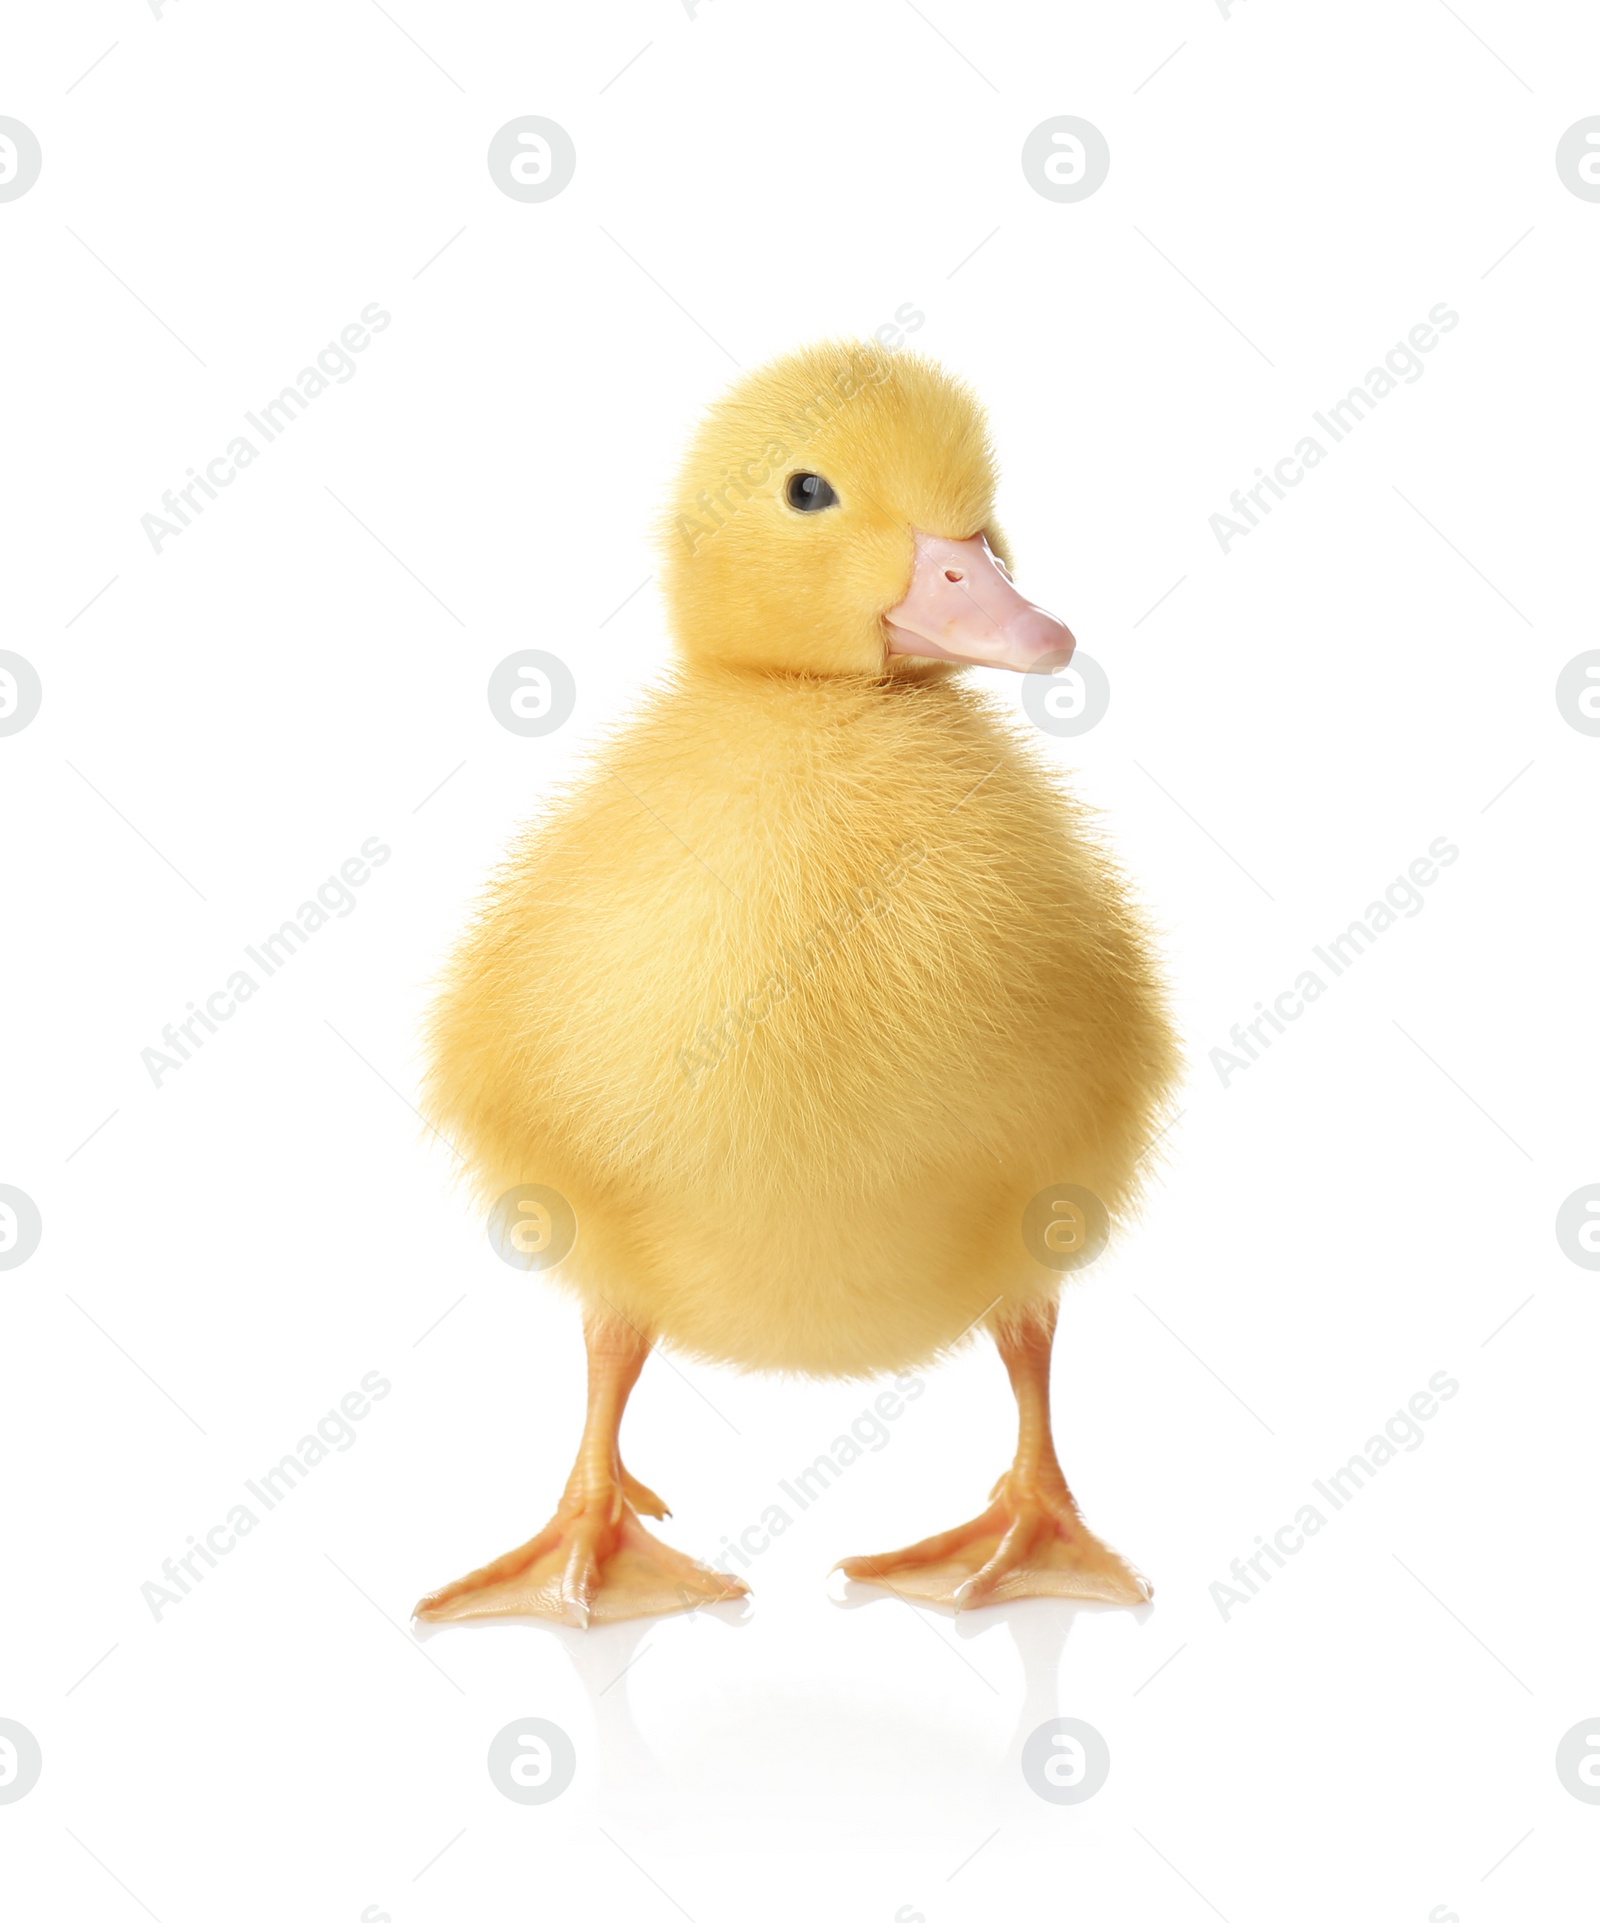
[659,340,1075,681]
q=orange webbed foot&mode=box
[414,1474,743,1628]
[836,1472,1150,1611]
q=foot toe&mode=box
[417,1499,745,1628]
[620,1468,671,1519]
[840,1487,1149,1612]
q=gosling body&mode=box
[426,666,1174,1378]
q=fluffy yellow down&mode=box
[423,341,1179,1377]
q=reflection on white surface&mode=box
[418,1583,1154,1862]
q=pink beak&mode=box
[883,530,1075,674]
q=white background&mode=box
[3,2,1597,1919]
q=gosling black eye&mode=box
[785,471,838,513]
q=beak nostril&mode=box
[945,570,964,582]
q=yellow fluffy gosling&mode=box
[414,341,1178,1627]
